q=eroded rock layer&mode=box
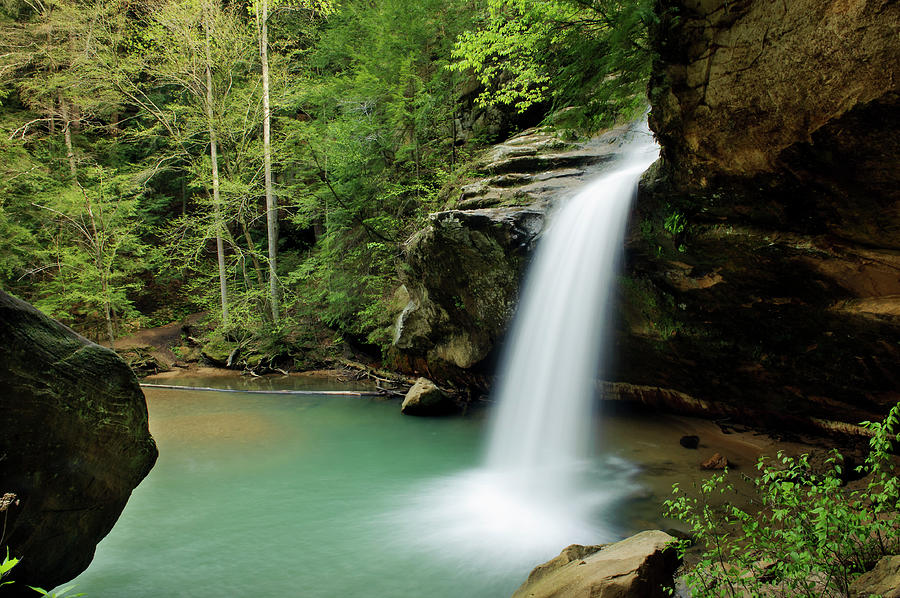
[627,0,900,429]
[0,290,158,593]
[390,124,638,385]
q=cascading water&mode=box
[487,119,659,477]
[386,120,659,587]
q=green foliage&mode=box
[663,209,685,237]
[0,0,656,354]
[664,403,900,597]
[1,547,18,587]
[451,0,654,129]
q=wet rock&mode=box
[400,377,457,416]
[0,290,158,592]
[511,530,679,598]
[849,555,900,598]
[700,453,729,470]
[679,435,700,449]
[117,346,166,377]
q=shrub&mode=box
[664,403,900,597]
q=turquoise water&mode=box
[69,377,544,597]
[68,376,755,597]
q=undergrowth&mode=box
[665,402,900,597]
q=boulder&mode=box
[700,453,729,470]
[679,435,700,449]
[0,290,158,593]
[849,555,900,598]
[512,530,679,598]
[400,378,457,416]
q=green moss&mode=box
[619,275,685,341]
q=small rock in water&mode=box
[679,435,700,449]
[400,377,457,416]
[700,452,729,470]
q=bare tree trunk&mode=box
[258,0,279,323]
[59,94,77,179]
[204,3,229,328]
[84,196,114,347]
[240,214,265,289]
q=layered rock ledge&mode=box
[390,124,643,385]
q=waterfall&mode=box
[486,120,659,479]
[388,120,658,579]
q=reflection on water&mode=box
[68,378,772,597]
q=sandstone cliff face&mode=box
[623,0,900,429]
[649,0,900,248]
[0,290,158,593]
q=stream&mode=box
[68,375,772,597]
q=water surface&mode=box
[69,376,770,597]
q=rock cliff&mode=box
[622,0,900,429]
[390,124,639,386]
[0,290,158,593]
[390,0,900,431]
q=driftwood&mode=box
[140,383,383,397]
[337,359,415,397]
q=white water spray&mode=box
[487,121,659,476]
[387,121,658,579]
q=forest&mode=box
[2,0,899,596]
[0,0,649,357]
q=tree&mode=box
[116,0,259,328]
[202,0,230,327]
[31,169,146,346]
[0,0,125,179]
[253,0,333,324]
[451,0,655,129]
[256,0,279,323]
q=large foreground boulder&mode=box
[0,290,158,593]
[512,530,679,598]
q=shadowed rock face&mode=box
[0,290,158,594]
[622,0,900,431]
[649,0,900,249]
[650,0,900,186]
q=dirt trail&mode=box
[113,313,206,368]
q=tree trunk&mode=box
[240,214,266,290]
[204,3,229,328]
[258,0,279,323]
[59,95,77,179]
